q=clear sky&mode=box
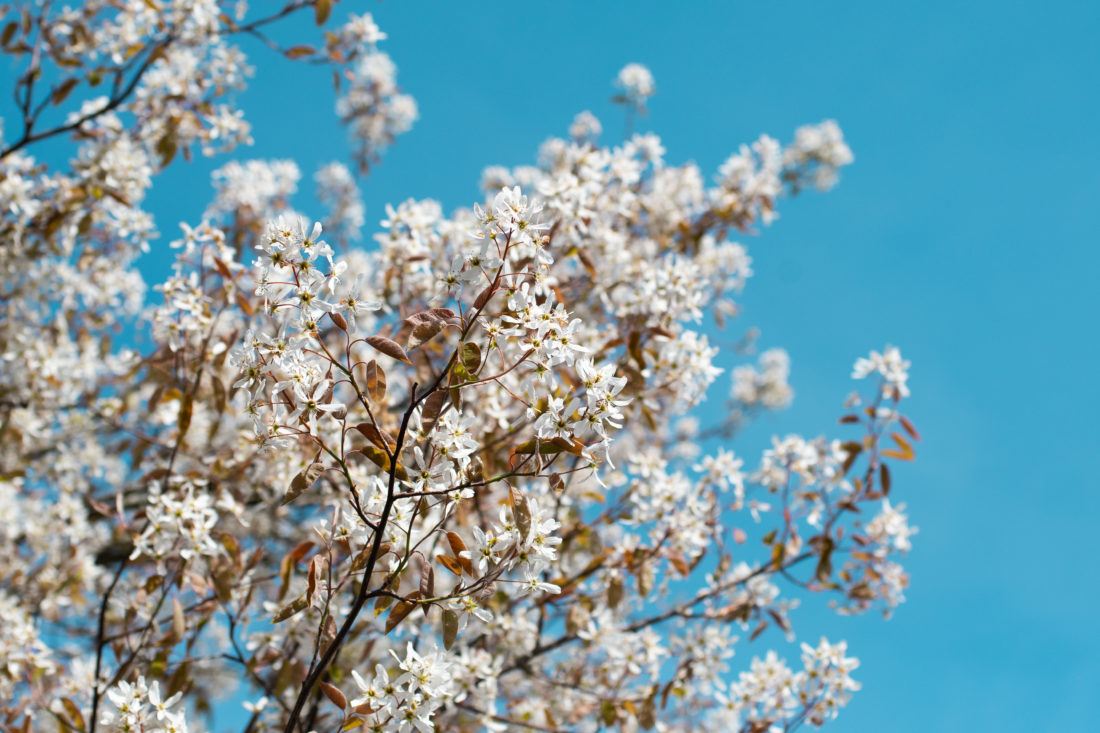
[46,0,1100,730]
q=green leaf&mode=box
[460,341,482,373]
[272,595,308,623]
[442,608,459,649]
[1,21,19,47]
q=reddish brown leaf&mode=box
[472,281,496,310]
[511,487,532,542]
[283,462,324,506]
[320,681,346,710]
[1,21,18,47]
[407,319,443,350]
[355,422,395,453]
[576,247,598,278]
[235,291,255,316]
[446,532,474,575]
[899,415,922,441]
[385,596,418,633]
[418,554,434,599]
[364,360,386,403]
[436,554,463,576]
[365,335,411,364]
[284,44,316,59]
[667,551,690,577]
[306,556,318,605]
[51,78,79,106]
[419,390,448,434]
[176,393,193,438]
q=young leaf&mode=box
[1,21,18,47]
[350,444,408,480]
[442,608,459,649]
[284,45,316,59]
[283,462,325,505]
[177,393,193,438]
[385,596,418,633]
[419,390,448,434]
[51,78,79,106]
[607,574,624,608]
[171,597,185,643]
[667,551,690,577]
[365,360,386,403]
[407,319,443,350]
[882,432,916,461]
[419,560,435,599]
[473,281,496,310]
[320,681,347,710]
[899,415,922,441]
[460,341,482,373]
[306,556,318,605]
[815,537,835,582]
[436,554,463,576]
[511,487,532,542]
[60,699,86,732]
[446,532,474,574]
[272,596,309,623]
[365,335,411,364]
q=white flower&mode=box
[615,63,656,111]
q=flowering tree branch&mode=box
[0,6,918,733]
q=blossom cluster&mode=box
[615,63,657,112]
[130,477,223,564]
[327,13,418,172]
[98,676,188,733]
[0,592,55,702]
[732,347,794,412]
[711,638,861,730]
[853,344,912,400]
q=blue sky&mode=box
[20,0,1100,729]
